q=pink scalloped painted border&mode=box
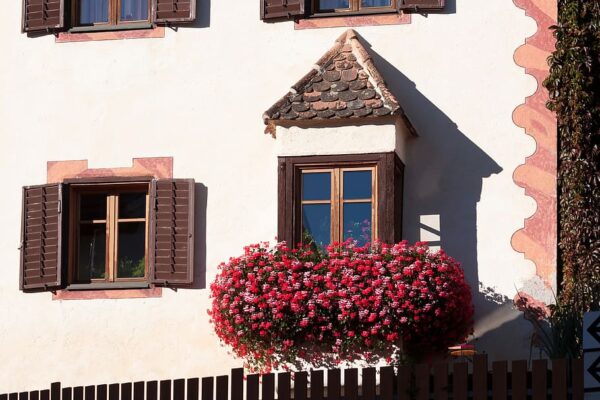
[511,0,557,288]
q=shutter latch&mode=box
[57,200,61,213]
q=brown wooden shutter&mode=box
[149,179,195,286]
[22,0,65,33]
[261,0,305,20]
[153,0,196,23]
[398,0,444,11]
[20,184,65,291]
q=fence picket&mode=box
[326,370,340,400]
[362,368,376,400]
[277,373,290,400]
[173,380,184,400]
[159,381,171,400]
[310,371,323,400]
[74,386,84,400]
[50,384,60,400]
[492,361,507,400]
[186,379,199,400]
[433,363,448,400]
[293,372,307,400]
[343,369,357,400]
[133,382,144,400]
[62,388,72,400]
[85,386,95,400]
[453,362,468,400]
[552,359,567,400]
[231,369,243,400]
[108,384,119,400]
[246,375,258,400]
[122,384,132,400]
[97,386,107,400]
[9,394,17,400]
[215,377,227,400]
[415,364,429,400]
[40,390,49,400]
[146,382,158,400]
[29,391,39,400]
[572,358,584,400]
[19,393,28,400]
[473,354,488,400]
[511,360,527,400]
[397,365,411,400]
[531,359,547,400]
[201,378,213,400]
[380,366,394,400]
[262,374,274,400]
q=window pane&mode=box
[343,170,372,199]
[117,222,146,278]
[121,0,148,21]
[361,0,392,7]
[302,204,331,248]
[343,203,372,246]
[302,172,331,201]
[119,192,146,219]
[78,224,106,281]
[80,193,107,221]
[80,0,109,24]
[319,0,350,9]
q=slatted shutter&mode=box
[261,0,305,20]
[20,184,65,291]
[153,0,196,23]
[22,0,65,32]
[398,0,444,10]
[149,179,195,286]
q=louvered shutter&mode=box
[22,0,64,32]
[261,0,305,20]
[149,179,195,286]
[398,0,444,11]
[20,184,65,291]
[153,0,196,23]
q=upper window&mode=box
[22,0,196,33]
[71,184,149,284]
[19,178,195,292]
[316,0,395,14]
[301,166,377,248]
[278,153,404,249]
[260,0,444,21]
[76,0,150,27]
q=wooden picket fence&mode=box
[0,356,585,400]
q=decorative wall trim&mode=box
[511,0,557,290]
[56,27,165,43]
[48,157,173,300]
[295,13,410,30]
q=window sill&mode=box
[66,282,150,290]
[68,22,154,33]
[53,285,162,300]
[294,12,411,29]
[56,25,164,43]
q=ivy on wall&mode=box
[544,0,600,355]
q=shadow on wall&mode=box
[363,37,532,359]
[192,182,208,289]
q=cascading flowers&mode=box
[209,240,473,372]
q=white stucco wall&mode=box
[0,0,541,392]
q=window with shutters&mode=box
[278,153,404,249]
[260,0,443,21]
[22,0,196,33]
[20,177,195,292]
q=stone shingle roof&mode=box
[263,29,413,136]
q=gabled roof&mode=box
[263,29,413,136]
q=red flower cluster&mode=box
[209,241,473,372]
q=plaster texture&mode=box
[0,0,546,391]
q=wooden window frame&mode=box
[300,166,377,245]
[72,0,151,28]
[313,0,397,16]
[278,152,404,248]
[68,181,151,286]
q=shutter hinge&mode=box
[18,242,23,251]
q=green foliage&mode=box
[544,0,600,356]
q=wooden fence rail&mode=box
[0,355,585,400]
